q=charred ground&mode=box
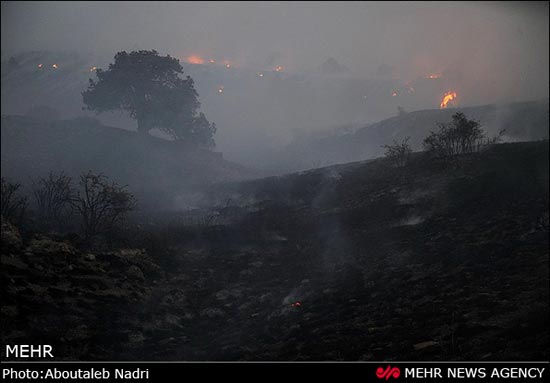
[2,140,548,360]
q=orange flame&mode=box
[440,91,457,109]
[187,55,205,65]
[52,64,58,69]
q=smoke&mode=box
[3,2,547,92]
[2,1,548,170]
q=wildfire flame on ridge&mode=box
[440,91,457,109]
[187,55,205,65]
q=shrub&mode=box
[31,172,73,230]
[68,171,136,240]
[382,136,412,167]
[1,178,28,224]
[423,112,503,158]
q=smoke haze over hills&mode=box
[2,2,548,164]
[1,1,549,363]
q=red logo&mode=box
[376,366,401,380]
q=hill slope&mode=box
[0,115,258,209]
[165,141,550,360]
[275,101,549,172]
[3,140,547,360]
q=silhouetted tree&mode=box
[69,171,136,240]
[82,50,215,146]
[160,112,216,148]
[1,178,28,224]
[423,112,503,158]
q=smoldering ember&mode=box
[1,1,548,361]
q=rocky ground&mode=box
[2,141,548,360]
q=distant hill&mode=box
[0,115,259,209]
[10,50,538,170]
[274,100,549,172]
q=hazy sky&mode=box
[1,1,548,169]
[2,1,549,84]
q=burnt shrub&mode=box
[423,112,503,158]
[382,136,412,167]
[1,177,28,225]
